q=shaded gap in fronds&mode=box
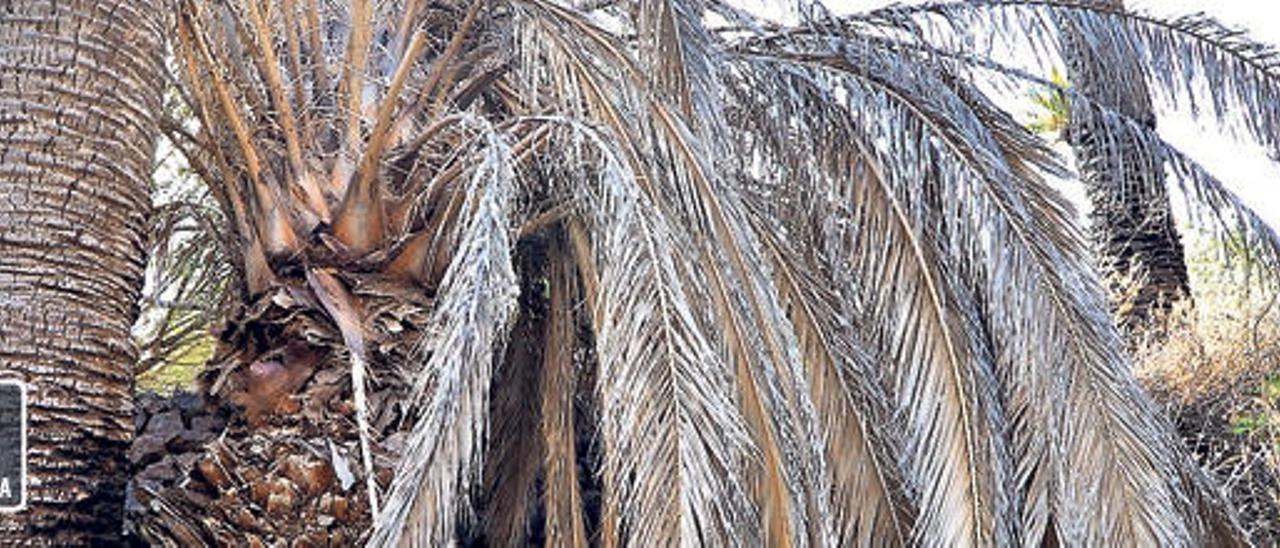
[564,217,606,544]
[540,229,589,548]
[482,235,553,546]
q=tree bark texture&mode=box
[1060,0,1192,335]
[0,0,164,543]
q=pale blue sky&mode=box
[737,0,1280,231]
[1130,0,1280,230]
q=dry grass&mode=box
[1135,238,1280,543]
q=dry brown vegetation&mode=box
[1136,239,1280,543]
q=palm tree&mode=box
[0,0,166,543]
[1057,0,1191,336]
[128,0,1280,545]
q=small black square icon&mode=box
[0,381,26,511]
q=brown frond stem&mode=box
[180,4,301,259]
[339,0,374,165]
[332,31,429,257]
[390,0,483,142]
[279,0,312,143]
[302,0,332,113]
[243,0,329,224]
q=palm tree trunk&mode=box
[1060,0,1191,336]
[0,0,165,542]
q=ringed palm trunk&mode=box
[0,0,165,542]
[1060,0,1191,336]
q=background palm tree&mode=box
[1058,0,1192,337]
[0,0,166,543]
[125,0,1280,546]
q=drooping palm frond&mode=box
[728,18,1251,544]
[510,5,835,543]
[480,236,552,547]
[636,0,726,136]
[1163,141,1280,277]
[723,53,1018,547]
[152,0,1280,545]
[854,1,1280,278]
[745,201,916,547]
[847,37,1280,288]
[579,143,760,546]
[899,0,1280,156]
[371,130,521,547]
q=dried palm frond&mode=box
[746,203,915,547]
[894,0,1280,157]
[371,130,521,547]
[726,49,1019,546]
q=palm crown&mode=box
[151,0,1280,545]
